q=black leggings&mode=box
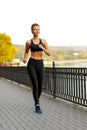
[27,58,44,105]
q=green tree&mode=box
[0,33,17,64]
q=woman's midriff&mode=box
[30,51,43,60]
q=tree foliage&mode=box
[0,33,17,63]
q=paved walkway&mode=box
[0,78,87,130]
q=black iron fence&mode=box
[0,65,87,107]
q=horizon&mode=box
[14,43,87,47]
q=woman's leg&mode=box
[27,60,39,105]
[27,58,43,113]
[37,67,44,98]
[36,60,44,98]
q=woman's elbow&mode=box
[47,52,51,56]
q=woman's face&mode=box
[32,25,40,36]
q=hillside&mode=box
[14,44,87,62]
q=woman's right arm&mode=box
[23,41,30,63]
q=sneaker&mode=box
[35,106,42,114]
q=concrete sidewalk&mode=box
[0,78,87,130]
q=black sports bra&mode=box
[30,39,43,52]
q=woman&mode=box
[23,23,50,114]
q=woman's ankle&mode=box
[35,104,40,107]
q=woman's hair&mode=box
[31,23,40,32]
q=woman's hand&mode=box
[23,58,27,63]
[38,44,44,50]
[23,52,28,63]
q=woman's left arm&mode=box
[39,39,50,56]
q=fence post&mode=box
[17,63,20,85]
[52,61,56,98]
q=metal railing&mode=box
[0,65,87,107]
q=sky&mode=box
[0,0,87,46]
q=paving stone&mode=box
[0,78,87,130]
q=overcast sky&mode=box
[0,0,87,46]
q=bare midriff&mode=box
[30,51,43,60]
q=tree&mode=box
[0,33,17,64]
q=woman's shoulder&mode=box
[40,38,47,45]
[26,39,31,46]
